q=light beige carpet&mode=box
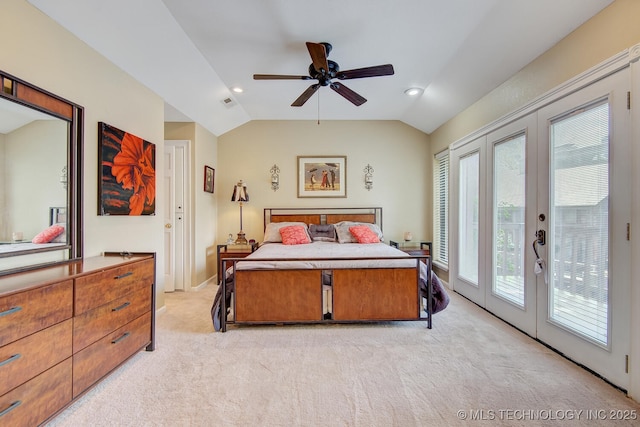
[46,284,640,426]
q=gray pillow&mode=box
[309,224,337,242]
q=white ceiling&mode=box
[28,0,613,137]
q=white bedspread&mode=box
[0,241,66,254]
[224,242,428,276]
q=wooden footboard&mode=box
[333,268,419,321]
[223,263,427,331]
[235,270,322,322]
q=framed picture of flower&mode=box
[297,155,346,198]
[98,122,156,215]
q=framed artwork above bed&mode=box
[297,155,346,198]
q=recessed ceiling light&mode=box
[231,87,243,93]
[404,87,423,96]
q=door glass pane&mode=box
[549,101,609,345]
[458,152,479,284]
[493,134,526,307]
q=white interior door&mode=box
[535,69,630,388]
[163,144,176,292]
[164,140,191,292]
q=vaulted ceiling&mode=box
[29,0,613,136]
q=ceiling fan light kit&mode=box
[254,41,394,107]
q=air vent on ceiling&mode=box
[220,97,237,108]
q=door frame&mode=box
[629,43,640,401]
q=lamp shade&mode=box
[231,180,249,202]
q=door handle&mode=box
[532,229,546,257]
[532,230,548,284]
[165,223,172,229]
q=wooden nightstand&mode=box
[389,240,432,260]
[217,242,258,282]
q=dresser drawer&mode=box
[0,280,73,347]
[73,286,151,352]
[73,312,151,397]
[0,319,72,396]
[75,258,154,315]
[0,358,72,427]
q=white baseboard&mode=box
[193,275,217,291]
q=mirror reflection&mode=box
[0,97,69,257]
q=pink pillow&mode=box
[32,224,65,244]
[279,225,311,245]
[349,225,380,244]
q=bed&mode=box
[211,207,449,332]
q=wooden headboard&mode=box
[264,207,382,230]
[268,214,322,225]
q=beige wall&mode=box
[2,0,166,306]
[218,120,431,275]
[431,0,640,153]
[4,120,66,239]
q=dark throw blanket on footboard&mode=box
[211,271,450,331]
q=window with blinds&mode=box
[549,100,609,345]
[433,150,449,266]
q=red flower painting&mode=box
[99,122,156,215]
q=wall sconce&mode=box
[60,166,68,189]
[364,164,374,190]
[270,164,280,191]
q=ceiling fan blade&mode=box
[338,64,395,80]
[291,84,320,107]
[254,74,312,80]
[306,42,329,74]
[330,82,367,106]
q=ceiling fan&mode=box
[254,42,394,107]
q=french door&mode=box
[535,70,630,387]
[451,68,630,388]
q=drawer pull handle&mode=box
[0,401,21,418]
[112,302,131,312]
[111,332,131,344]
[0,353,21,368]
[114,272,133,280]
[0,306,22,317]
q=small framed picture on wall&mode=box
[204,165,215,193]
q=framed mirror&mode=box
[0,69,83,275]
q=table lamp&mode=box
[231,180,249,244]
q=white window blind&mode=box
[549,100,609,345]
[434,150,449,266]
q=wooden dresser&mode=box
[0,253,155,426]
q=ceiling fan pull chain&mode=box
[317,89,320,125]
